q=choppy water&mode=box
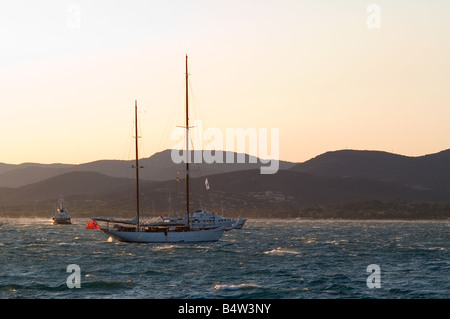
[0,218,448,299]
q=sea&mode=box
[0,218,448,301]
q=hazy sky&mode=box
[1,1,449,164]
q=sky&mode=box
[1,0,449,165]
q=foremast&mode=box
[134,100,140,231]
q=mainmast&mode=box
[134,100,140,231]
[185,54,190,223]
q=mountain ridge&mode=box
[290,149,450,192]
[0,149,295,188]
[1,148,449,218]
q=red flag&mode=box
[86,220,100,229]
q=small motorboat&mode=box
[52,195,71,225]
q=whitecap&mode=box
[214,283,262,291]
[149,244,181,251]
[263,247,301,255]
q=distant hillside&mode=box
[1,149,449,219]
[290,149,450,193]
[3,167,448,218]
[0,150,295,188]
[0,163,16,175]
[0,171,135,205]
[0,165,74,188]
[179,169,448,212]
[0,162,73,175]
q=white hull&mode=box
[101,227,224,243]
[52,212,71,225]
[53,219,71,225]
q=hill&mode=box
[1,149,449,219]
[0,171,135,205]
[290,149,450,193]
[0,150,295,188]
[2,168,448,219]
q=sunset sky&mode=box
[1,1,449,165]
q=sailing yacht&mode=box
[93,56,224,243]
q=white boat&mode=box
[191,210,246,230]
[155,210,246,230]
[52,195,71,225]
[93,56,224,243]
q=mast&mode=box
[185,54,190,222]
[134,100,140,231]
[58,195,65,211]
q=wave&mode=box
[214,283,263,291]
[82,280,137,290]
[0,282,68,293]
[149,244,180,251]
[1,219,447,299]
[263,247,301,255]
